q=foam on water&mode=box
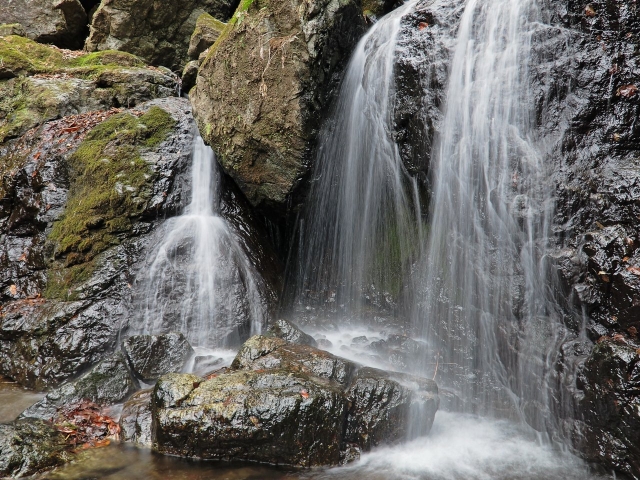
[303,412,606,480]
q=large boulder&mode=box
[191,0,366,214]
[123,332,195,382]
[85,0,239,70]
[147,335,439,466]
[0,0,87,49]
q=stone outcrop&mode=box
[123,332,194,382]
[0,0,87,49]
[85,0,239,71]
[191,0,366,214]
[181,13,226,93]
[147,334,439,466]
[0,97,194,389]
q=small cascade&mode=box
[291,1,422,318]
[132,135,267,348]
[415,0,568,429]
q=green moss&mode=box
[205,0,256,61]
[194,13,227,34]
[0,36,147,78]
[45,107,176,300]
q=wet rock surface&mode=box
[123,332,194,382]
[0,418,68,478]
[192,0,366,214]
[0,0,87,49]
[85,0,239,70]
[0,97,194,389]
[265,318,318,347]
[19,353,137,421]
[150,334,439,467]
[119,388,153,447]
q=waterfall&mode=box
[415,0,567,430]
[292,1,422,319]
[132,135,267,348]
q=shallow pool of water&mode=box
[37,412,612,480]
[0,377,44,423]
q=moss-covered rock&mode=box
[0,98,196,390]
[188,13,226,60]
[85,0,239,70]
[0,36,178,144]
[191,0,365,214]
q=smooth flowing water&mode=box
[132,135,266,348]
[291,1,423,316]
[414,0,569,430]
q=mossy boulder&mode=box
[188,13,226,60]
[0,0,87,49]
[45,106,176,299]
[148,334,439,466]
[0,36,177,144]
[191,0,365,214]
[85,0,239,70]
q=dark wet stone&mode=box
[0,418,68,478]
[119,388,153,447]
[346,367,439,450]
[266,319,318,347]
[20,353,137,421]
[123,332,194,382]
[153,369,348,467]
[151,334,439,466]
[0,0,87,49]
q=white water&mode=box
[413,0,570,429]
[133,135,266,348]
[292,1,422,314]
[302,412,605,480]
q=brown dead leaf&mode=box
[585,4,596,16]
[617,84,638,98]
[9,285,17,296]
[627,266,640,276]
[300,389,309,399]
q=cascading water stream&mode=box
[132,135,266,349]
[415,0,569,430]
[292,1,422,318]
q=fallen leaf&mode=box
[617,84,638,98]
[9,285,17,296]
[585,4,596,16]
[300,389,309,399]
[418,22,429,30]
[627,266,640,276]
